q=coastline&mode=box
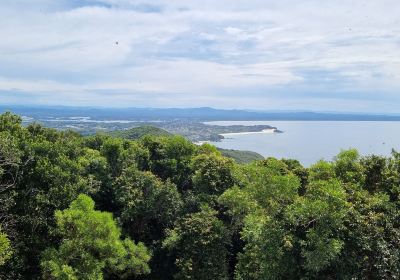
[194,140,209,145]
[219,128,278,137]
[193,128,279,145]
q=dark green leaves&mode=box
[41,194,150,280]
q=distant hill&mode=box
[218,148,264,164]
[109,126,172,140]
[108,126,263,163]
[2,105,400,121]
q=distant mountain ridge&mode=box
[2,105,400,121]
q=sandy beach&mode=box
[219,128,277,137]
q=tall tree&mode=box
[163,206,229,280]
[41,194,150,280]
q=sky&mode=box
[1,0,400,112]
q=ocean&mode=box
[206,121,400,166]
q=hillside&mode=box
[218,148,264,164]
[109,126,172,140]
[109,127,263,163]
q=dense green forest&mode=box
[0,112,399,279]
[108,126,172,140]
[107,125,264,164]
[217,148,264,164]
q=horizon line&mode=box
[1,104,400,116]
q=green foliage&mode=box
[281,158,309,189]
[0,113,399,279]
[196,143,220,155]
[115,167,182,242]
[110,126,172,140]
[221,158,356,279]
[308,160,336,181]
[288,179,347,273]
[220,163,302,279]
[163,206,229,280]
[361,155,388,193]
[140,135,195,190]
[192,153,235,196]
[218,148,264,164]
[0,228,12,266]
[40,194,150,280]
[100,137,126,177]
[334,149,363,184]
[0,112,23,135]
[0,130,22,231]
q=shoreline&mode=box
[193,128,279,145]
[219,128,278,137]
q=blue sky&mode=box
[1,0,400,112]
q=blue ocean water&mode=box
[206,121,400,166]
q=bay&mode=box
[206,121,400,166]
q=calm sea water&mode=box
[206,121,400,166]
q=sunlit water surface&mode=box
[206,121,400,166]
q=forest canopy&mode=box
[0,112,399,279]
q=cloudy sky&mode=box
[1,0,400,112]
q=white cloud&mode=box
[1,0,400,111]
